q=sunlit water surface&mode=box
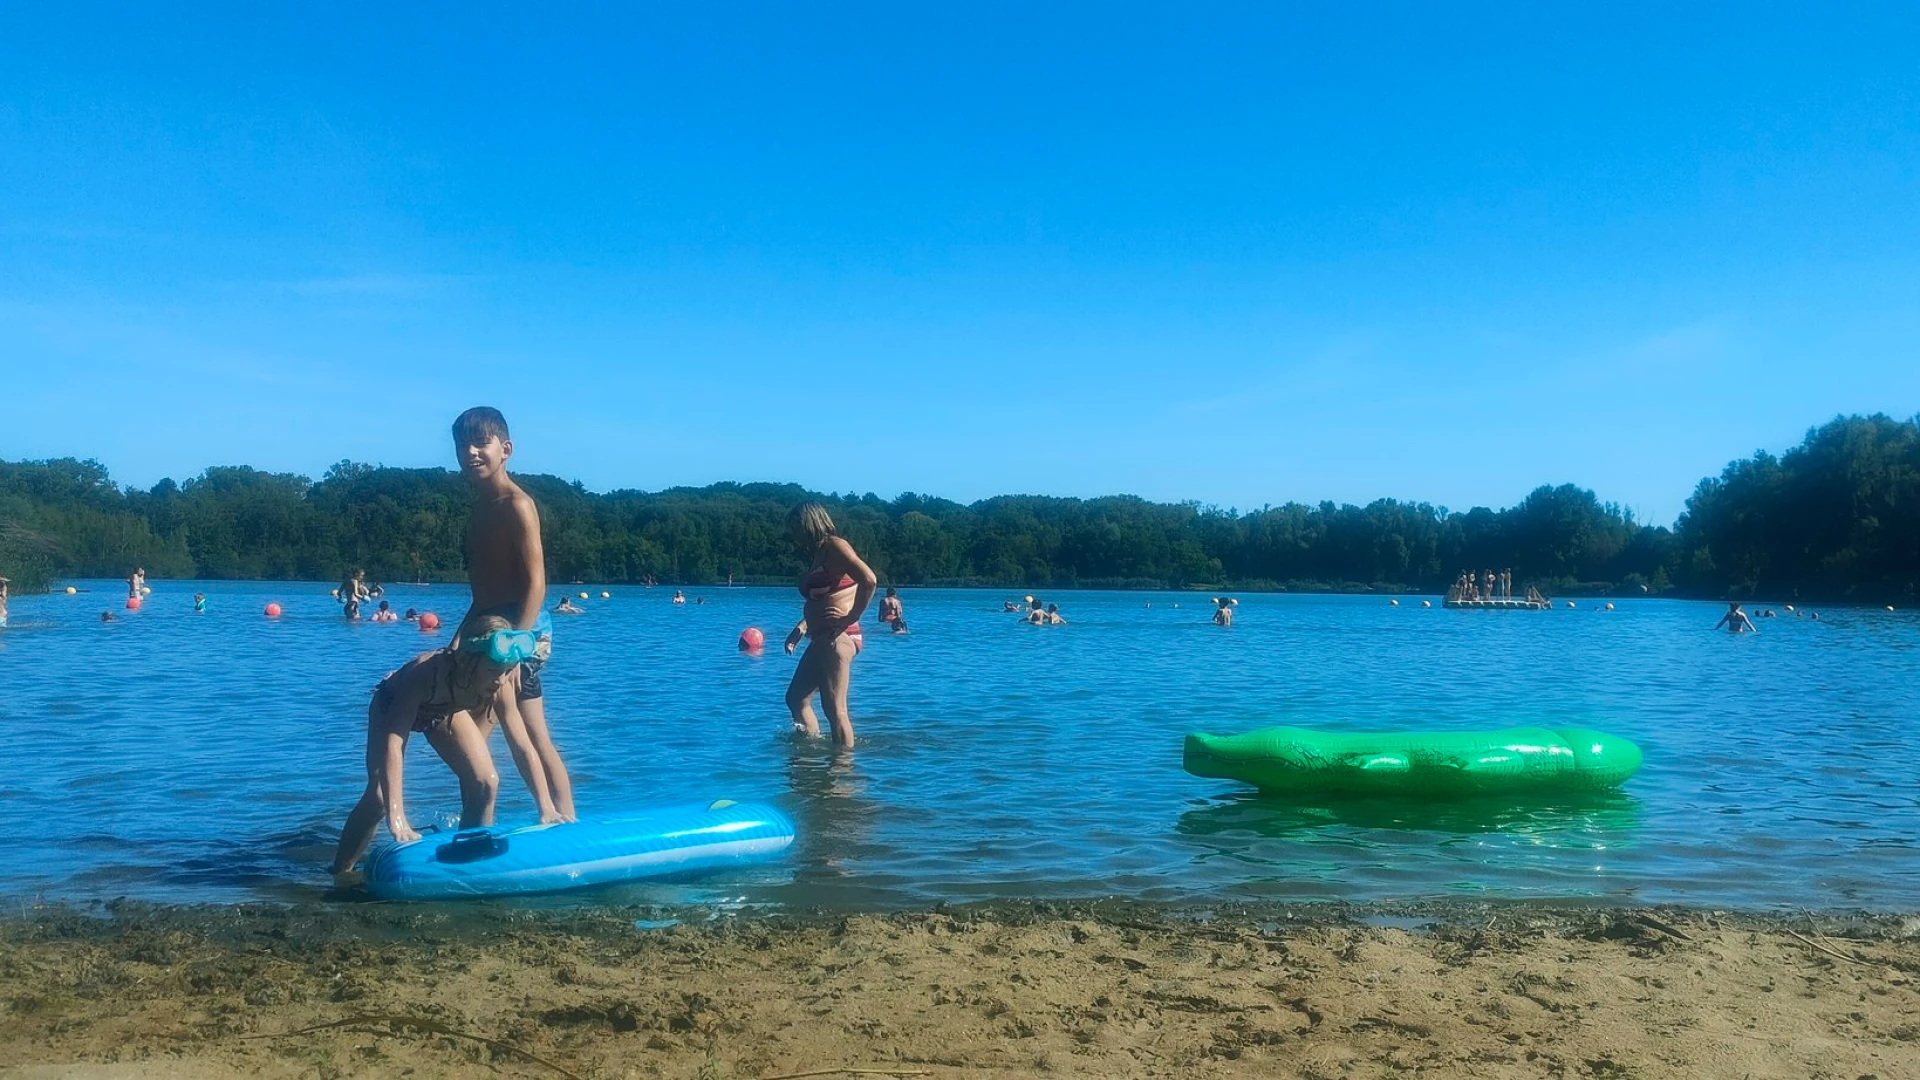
[1,583,1916,911]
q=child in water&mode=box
[1212,597,1234,627]
[451,406,576,823]
[0,577,8,628]
[329,613,522,884]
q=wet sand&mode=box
[2,902,1917,1079]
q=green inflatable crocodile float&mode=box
[1182,725,1643,797]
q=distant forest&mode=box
[2,414,1916,603]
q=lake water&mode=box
[1,582,1916,912]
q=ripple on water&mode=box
[2,582,1919,910]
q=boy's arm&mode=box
[515,495,546,631]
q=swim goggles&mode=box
[463,627,541,666]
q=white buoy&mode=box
[1605,602,1615,611]
[601,591,612,599]
[1421,600,1432,608]
[1389,599,1400,607]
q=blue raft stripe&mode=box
[364,799,796,900]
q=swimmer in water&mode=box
[878,586,904,628]
[1024,597,1047,625]
[1213,596,1233,627]
[1003,600,1020,613]
[404,607,420,622]
[371,600,399,623]
[783,502,878,746]
[99,610,115,623]
[338,569,370,620]
[553,596,585,615]
[329,613,524,885]
[1045,602,1066,625]
[672,589,687,605]
[1713,601,1759,634]
[127,567,145,600]
[0,576,8,628]
[193,592,207,613]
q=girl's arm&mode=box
[371,667,433,843]
[381,729,418,843]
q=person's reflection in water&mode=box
[783,743,875,898]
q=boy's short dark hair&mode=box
[452,406,511,445]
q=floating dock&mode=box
[1443,598,1549,610]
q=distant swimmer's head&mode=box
[377,600,391,612]
[1046,603,1059,614]
[885,586,898,598]
[789,502,836,549]
[1728,601,1742,611]
[452,406,513,480]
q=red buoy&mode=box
[125,596,141,611]
[738,627,765,652]
[419,611,442,632]
[264,602,282,617]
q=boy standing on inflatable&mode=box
[451,406,577,823]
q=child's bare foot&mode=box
[331,868,365,890]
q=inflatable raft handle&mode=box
[436,830,510,865]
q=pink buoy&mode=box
[738,627,765,652]
[125,596,141,611]
[264,602,282,617]
[418,611,441,632]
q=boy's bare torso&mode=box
[466,482,539,618]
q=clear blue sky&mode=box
[4,4,1917,525]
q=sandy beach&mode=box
[1,902,1915,1079]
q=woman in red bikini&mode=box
[783,502,878,746]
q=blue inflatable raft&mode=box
[364,799,795,900]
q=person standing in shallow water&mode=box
[1713,601,1759,634]
[783,503,878,746]
[1212,596,1234,627]
[878,586,904,630]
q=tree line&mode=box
[2,414,1915,602]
